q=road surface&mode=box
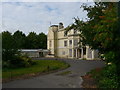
[3,59,105,88]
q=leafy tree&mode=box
[25,32,38,49]
[25,32,47,49]
[2,31,35,68]
[37,32,47,49]
[2,31,15,50]
[13,30,26,49]
[2,31,18,67]
[65,2,120,87]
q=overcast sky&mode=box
[1,2,94,35]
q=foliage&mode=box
[25,32,38,49]
[2,31,47,68]
[3,53,36,68]
[13,30,26,49]
[2,30,47,49]
[25,32,47,49]
[65,2,120,87]
[66,3,119,54]
[37,32,47,49]
[89,64,118,88]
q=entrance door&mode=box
[83,47,86,58]
[39,52,43,57]
[77,49,82,58]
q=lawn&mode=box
[2,60,70,80]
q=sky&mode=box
[1,1,95,35]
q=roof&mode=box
[20,49,50,52]
[50,25,58,27]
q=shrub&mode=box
[3,53,36,68]
[98,64,118,88]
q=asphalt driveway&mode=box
[3,59,105,88]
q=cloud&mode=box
[2,2,90,35]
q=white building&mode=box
[20,49,50,58]
[47,23,99,60]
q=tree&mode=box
[2,31,14,50]
[2,31,19,66]
[37,32,47,49]
[65,2,120,87]
[25,32,38,49]
[2,31,35,68]
[13,30,26,49]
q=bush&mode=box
[98,64,118,88]
[3,54,36,68]
[93,64,119,88]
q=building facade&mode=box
[20,49,50,58]
[47,23,99,60]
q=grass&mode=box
[56,71,72,76]
[2,60,70,80]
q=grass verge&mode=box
[2,60,70,82]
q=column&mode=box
[76,49,77,58]
[86,47,88,59]
[92,50,95,60]
[81,48,83,59]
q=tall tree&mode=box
[13,30,26,49]
[37,32,47,49]
[66,2,120,86]
[2,31,18,62]
[26,32,38,49]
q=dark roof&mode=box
[50,25,58,27]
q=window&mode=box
[74,30,77,34]
[74,49,76,57]
[49,40,52,47]
[74,39,78,46]
[69,49,72,57]
[69,40,72,45]
[64,31,67,37]
[62,51,65,55]
[64,41,67,47]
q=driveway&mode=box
[3,59,105,88]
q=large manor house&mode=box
[47,23,99,60]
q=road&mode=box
[3,59,105,88]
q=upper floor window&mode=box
[69,40,72,45]
[74,30,77,34]
[64,31,67,37]
[74,39,78,46]
[64,41,67,47]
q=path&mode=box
[3,59,105,88]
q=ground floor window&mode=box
[74,49,76,58]
[62,51,65,55]
[83,47,86,55]
[69,49,72,57]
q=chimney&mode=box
[59,22,64,29]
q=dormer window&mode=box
[64,31,67,37]
[74,30,77,34]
